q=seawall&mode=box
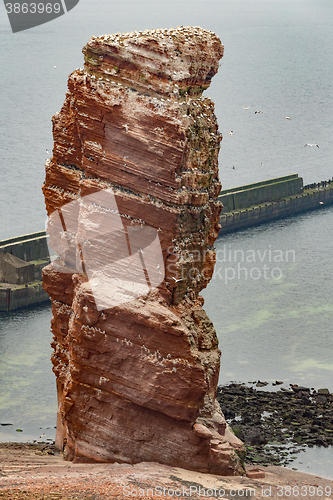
[0,230,49,261]
[0,281,49,312]
[219,175,333,234]
[0,231,50,312]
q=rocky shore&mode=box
[217,382,333,467]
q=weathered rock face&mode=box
[42,26,245,475]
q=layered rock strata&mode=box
[42,26,245,475]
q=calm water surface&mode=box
[0,0,332,479]
[0,304,56,443]
[203,208,333,389]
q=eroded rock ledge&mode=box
[42,26,245,475]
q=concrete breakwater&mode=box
[0,231,50,312]
[218,174,333,234]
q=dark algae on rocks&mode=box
[217,382,333,467]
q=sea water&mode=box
[0,0,332,478]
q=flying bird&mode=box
[304,143,319,148]
[285,116,291,120]
[228,131,233,136]
[254,110,263,114]
[46,149,50,155]
[241,105,253,110]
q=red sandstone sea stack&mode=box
[42,26,245,475]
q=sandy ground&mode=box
[0,444,333,500]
